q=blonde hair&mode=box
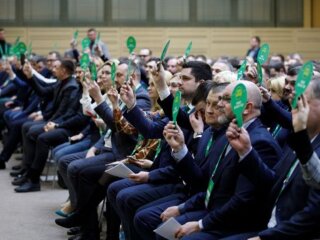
[269,76,285,99]
[213,71,237,84]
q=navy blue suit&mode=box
[107,100,198,240]
[136,118,282,240]
[229,133,320,240]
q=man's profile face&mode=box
[0,30,5,41]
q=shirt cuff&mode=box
[158,87,171,101]
[127,102,137,112]
[239,147,253,162]
[198,220,204,230]
[171,144,188,162]
[178,203,186,214]
[9,73,16,81]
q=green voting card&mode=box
[126,36,136,54]
[237,60,247,80]
[291,61,313,109]
[160,40,170,62]
[172,90,181,125]
[257,43,270,65]
[231,83,247,128]
[111,62,116,87]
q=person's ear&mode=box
[243,102,254,116]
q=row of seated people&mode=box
[1,47,320,240]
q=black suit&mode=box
[22,75,80,180]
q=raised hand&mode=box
[292,94,309,133]
[150,62,167,92]
[259,86,271,103]
[120,83,136,109]
[107,87,119,109]
[163,121,185,152]
[189,111,204,134]
[23,60,33,79]
[84,79,104,104]
[226,120,252,156]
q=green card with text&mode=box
[172,90,181,125]
[231,83,247,128]
[292,61,313,108]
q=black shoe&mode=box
[12,164,22,171]
[14,180,40,193]
[12,175,28,186]
[67,227,82,236]
[68,234,83,240]
[10,168,26,177]
[0,161,6,170]
[55,212,81,229]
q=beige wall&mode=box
[3,27,320,61]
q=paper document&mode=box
[154,217,181,240]
[105,162,133,178]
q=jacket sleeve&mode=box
[123,105,168,139]
[259,188,320,240]
[158,94,192,130]
[94,101,116,131]
[263,99,292,130]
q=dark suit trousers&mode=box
[134,193,187,240]
[21,120,45,168]
[107,179,183,240]
[23,122,70,174]
[59,151,115,208]
[0,117,32,162]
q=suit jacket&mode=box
[29,75,79,124]
[94,85,151,160]
[181,118,282,232]
[158,93,193,130]
[240,133,320,240]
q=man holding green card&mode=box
[86,28,110,61]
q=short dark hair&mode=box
[192,81,214,105]
[287,64,302,77]
[61,59,75,75]
[183,61,212,82]
[253,36,261,44]
[87,28,96,33]
[147,57,160,64]
[0,28,4,32]
[48,51,61,60]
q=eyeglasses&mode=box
[139,55,148,58]
[218,95,231,103]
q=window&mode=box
[112,0,147,21]
[237,0,273,25]
[68,0,104,22]
[155,0,189,22]
[0,0,15,21]
[276,0,303,26]
[24,0,59,21]
[197,0,231,23]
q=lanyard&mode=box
[130,134,144,155]
[272,124,282,138]
[153,140,162,160]
[274,159,299,205]
[204,143,228,208]
[205,135,214,158]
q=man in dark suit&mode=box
[223,77,320,240]
[55,60,151,239]
[246,36,261,62]
[144,81,282,240]
[14,59,80,192]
